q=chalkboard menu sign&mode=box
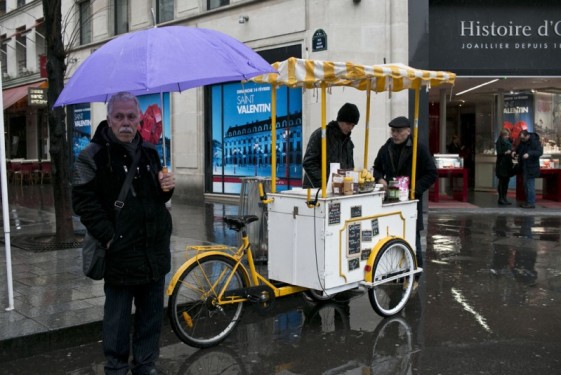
[348,223,361,255]
[361,249,371,260]
[362,230,372,242]
[328,202,341,225]
[348,258,360,271]
[350,205,362,218]
[371,219,379,236]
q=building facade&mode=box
[4,1,556,202]
[61,0,413,203]
[1,0,48,161]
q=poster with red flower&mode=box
[503,94,533,142]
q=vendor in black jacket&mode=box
[302,103,360,188]
[372,116,437,277]
[72,92,175,374]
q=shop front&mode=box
[428,0,561,199]
[2,80,49,162]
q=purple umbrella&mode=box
[54,26,276,107]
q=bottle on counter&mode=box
[387,179,399,202]
[343,176,354,195]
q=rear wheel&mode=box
[303,289,335,302]
[168,255,247,348]
[368,239,415,317]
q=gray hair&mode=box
[107,92,141,115]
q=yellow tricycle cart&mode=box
[166,58,455,348]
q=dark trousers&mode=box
[415,230,423,270]
[103,278,165,375]
[497,176,510,202]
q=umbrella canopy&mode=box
[250,57,456,91]
[54,26,276,107]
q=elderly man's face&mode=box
[108,99,140,143]
[390,127,411,144]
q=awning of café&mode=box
[2,80,47,109]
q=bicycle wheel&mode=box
[303,289,335,302]
[368,239,415,317]
[168,255,248,348]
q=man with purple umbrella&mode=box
[72,92,175,374]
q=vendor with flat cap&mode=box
[372,116,437,283]
[303,103,360,188]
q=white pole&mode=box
[0,61,15,311]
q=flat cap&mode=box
[389,116,411,128]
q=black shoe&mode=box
[498,200,507,206]
[503,200,512,205]
[521,203,535,209]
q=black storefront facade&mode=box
[410,0,561,194]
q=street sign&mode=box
[312,29,327,52]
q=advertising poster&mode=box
[137,93,171,168]
[503,94,533,144]
[73,104,91,160]
[551,94,561,148]
[534,92,555,143]
[211,81,303,194]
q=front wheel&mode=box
[368,239,416,317]
[168,255,247,348]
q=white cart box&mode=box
[267,190,417,294]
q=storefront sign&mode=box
[312,29,327,52]
[28,88,47,107]
[429,0,561,75]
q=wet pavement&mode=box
[1,185,561,374]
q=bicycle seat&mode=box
[223,215,259,232]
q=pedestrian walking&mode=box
[514,129,542,209]
[495,128,514,205]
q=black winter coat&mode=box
[72,126,173,285]
[516,133,543,178]
[372,136,437,231]
[495,136,513,178]
[302,121,354,188]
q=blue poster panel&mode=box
[73,104,91,160]
[503,94,534,145]
[137,93,171,168]
[211,81,303,194]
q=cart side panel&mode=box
[323,198,417,290]
[267,194,326,289]
[267,192,417,292]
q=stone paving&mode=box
[1,184,560,361]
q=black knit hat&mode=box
[336,103,360,125]
[389,116,411,128]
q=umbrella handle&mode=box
[162,166,169,192]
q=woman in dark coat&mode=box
[495,128,514,205]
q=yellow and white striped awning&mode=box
[249,57,456,91]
